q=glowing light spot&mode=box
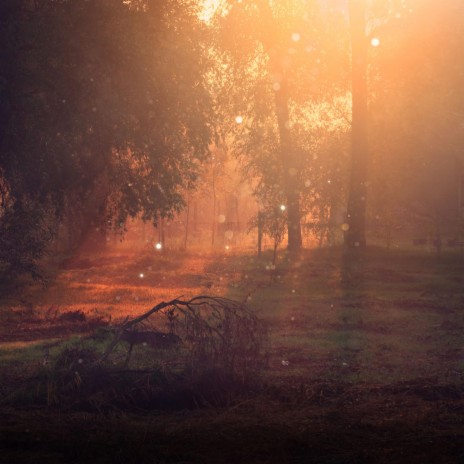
[155,242,162,250]
[282,360,290,366]
[291,32,300,42]
[218,214,226,223]
[235,115,243,124]
[139,273,144,278]
[280,204,286,211]
[225,245,230,251]
[371,37,380,47]
[341,223,350,232]
[292,289,296,293]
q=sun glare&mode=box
[199,0,221,22]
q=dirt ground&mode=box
[1,246,463,463]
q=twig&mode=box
[96,295,252,364]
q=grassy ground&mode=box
[1,245,464,463]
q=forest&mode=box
[1,1,464,463]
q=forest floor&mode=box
[1,245,464,463]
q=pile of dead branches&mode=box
[102,296,268,383]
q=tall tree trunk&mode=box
[257,210,263,257]
[273,67,302,252]
[211,163,217,246]
[257,0,302,253]
[184,192,190,250]
[345,0,368,248]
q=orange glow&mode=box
[199,0,221,22]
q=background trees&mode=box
[212,0,351,251]
[367,0,464,247]
[2,0,463,280]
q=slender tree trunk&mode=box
[211,164,216,246]
[159,217,165,247]
[345,0,368,248]
[193,201,198,233]
[274,75,302,252]
[184,192,190,250]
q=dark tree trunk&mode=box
[256,0,302,253]
[184,193,190,250]
[345,0,368,248]
[211,165,217,246]
[274,75,302,252]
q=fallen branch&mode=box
[97,296,260,366]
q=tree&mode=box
[0,0,212,277]
[367,0,464,247]
[212,0,350,252]
[344,0,368,248]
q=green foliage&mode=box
[0,0,212,278]
[0,198,55,282]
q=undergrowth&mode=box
[2,296,269,412]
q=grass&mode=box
[1,245,464,462]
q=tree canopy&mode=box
[0,0,212,278]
